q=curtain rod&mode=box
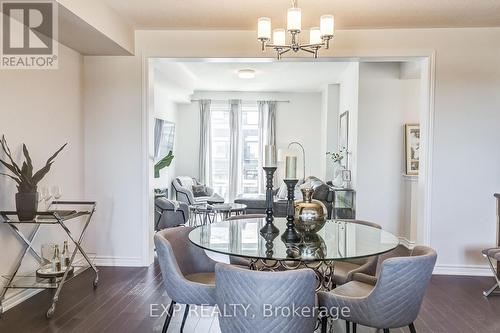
[190,99,290,103]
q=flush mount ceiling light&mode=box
[257,0,335,60]
[237,69,256,79]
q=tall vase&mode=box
[332,163,344,187]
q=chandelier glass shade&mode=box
[257,0,335,59]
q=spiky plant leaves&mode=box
[0,135,67,193]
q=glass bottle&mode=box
[62,241,71,268]
[52,245,61,272]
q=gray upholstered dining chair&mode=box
[333,220,382,286]
[215,263,317,333]
[319,246,437,333]
[224,214,266,266]
[154,226,217,333]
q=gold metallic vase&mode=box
[294,188,327,233]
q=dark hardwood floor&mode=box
[1,260,500,333]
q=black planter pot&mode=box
[15,192,39,221]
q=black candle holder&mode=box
[260,166,279,235]
[281,178,301,243]
[262,232,277,258]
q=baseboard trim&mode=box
[433,264,493,277]
[398,237,415,250]
[2,289,43,312]
[94,256,143,267]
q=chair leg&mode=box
[383,330,390,333]
[162,300,175,333]
[321,316,328,333]
[346,320,350,333]
[180,304,189,332]
[409,323,416,333]
[352,322,357,333]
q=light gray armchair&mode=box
[154,226,217,333]
[318,246,437,333]
[154,197,189,231]
[172,176,224,205]
[333,220,382,286]
[215,263,317,333]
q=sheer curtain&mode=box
[228,100,241,201]
[199,99,212,185]
[258,101,277,192]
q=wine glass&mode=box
[39,186,51,211]
[50,185,62,211]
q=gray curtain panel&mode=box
[258,101,277,191]
[153,118,165,160]
[199,99,212,186]
[228,100,241,201]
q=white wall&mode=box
[82,28,500,275]
[322,84,340,180]
[83,55,143,266]
[0,43,84,305]
[338,62,360,187]
[151,68,180,196]
[356,62,420,239]
[175,91,325,184]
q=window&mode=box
[240,102,261,194]
[210,104,230,198]
[209,101,262,199]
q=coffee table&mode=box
[189,203,247,225]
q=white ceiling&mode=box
[103,0,500,30]
[162,62,351,92]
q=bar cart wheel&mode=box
[46,304,55,319]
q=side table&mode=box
[0,201,98,319]
[329,187,356,219]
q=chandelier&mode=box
[257,0,335,59]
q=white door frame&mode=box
[140,54,436,266]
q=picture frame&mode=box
[341,169,351,182]
[339,111,349,169]
[405,124,420,175]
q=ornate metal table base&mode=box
[249,259,335,291]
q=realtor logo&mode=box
[1,1,58,69]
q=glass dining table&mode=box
[189,217,399,291]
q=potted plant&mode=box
[0,135,66,220]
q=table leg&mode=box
[48,213,98,318]
[7,223,44,263]
[0,224,41,316]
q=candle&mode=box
[285,156,297,179]
[264,145,277,167]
